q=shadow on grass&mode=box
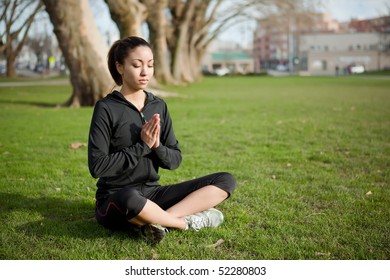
[0,192,142,242]
[0,99,61,108]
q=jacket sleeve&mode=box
[88,101,151,178]
[153,103,182,170]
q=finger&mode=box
[151,114,160,123]
[142,124,151,136]
[154,114,160,124]
[154,123,160,135]
[152,121,159,135]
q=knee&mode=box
[215,172,237,196]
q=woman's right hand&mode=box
[141,114,160,148]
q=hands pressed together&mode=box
[141,113,160,149]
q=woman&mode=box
[88,36,236,243]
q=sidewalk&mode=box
[0,79,69,87]
[0,68,70,87]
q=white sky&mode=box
[323,0,390,21]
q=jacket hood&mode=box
[107,90,158,106]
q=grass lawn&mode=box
[0,76,389,260]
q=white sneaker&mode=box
[184,208,224,231]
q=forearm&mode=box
[153,143,181,170]
[88,142,151,178]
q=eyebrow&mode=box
[132,59,154,63]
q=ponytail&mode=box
[107,40,122,85]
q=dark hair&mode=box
[107,36,152,86]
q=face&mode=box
[116,46,154,91]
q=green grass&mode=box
[0,76,389,260]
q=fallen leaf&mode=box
[365,191,373,196]
[206,239,225,248]
[151,250,159,260]
[70,142,86,149]
[315,252,331,257]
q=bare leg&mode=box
[129,200,186,229]
[166,185,228,218]
[129,185,228,230]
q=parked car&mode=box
[215,67,230,76]
[0,64,5,75]
[34,64,45,73]
[276,64,289,72]
[350,65,365,74]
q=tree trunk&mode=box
[42,0,112,107]
[169,0,197,84]
[142,0,176,84]
[105,0,147,37]
[187,0,212,82]
[5,51,16,77]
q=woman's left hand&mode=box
[151,114,160,149]
[141,113,160,149]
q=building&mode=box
[252,12,339,72]
[202,52,254,75]
[349,16,390,32]
[299,32,390,75]
[253,14,390,75]
[201,40,254,75]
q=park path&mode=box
[0,78,180,97]
[0,79,70,87]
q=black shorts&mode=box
[95,172,236,230]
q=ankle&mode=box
[180,218,188,230]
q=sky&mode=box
[323,0,389,21]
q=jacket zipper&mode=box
[140,111,147,124]
[139,108,151,180]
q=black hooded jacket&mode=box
[88,90,181,197]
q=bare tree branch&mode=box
[0,0,44,76]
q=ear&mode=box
[116,62,123,75]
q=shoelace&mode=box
[187,214,209,231]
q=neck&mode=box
[120,88,146,111]
[120,86,144,97]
